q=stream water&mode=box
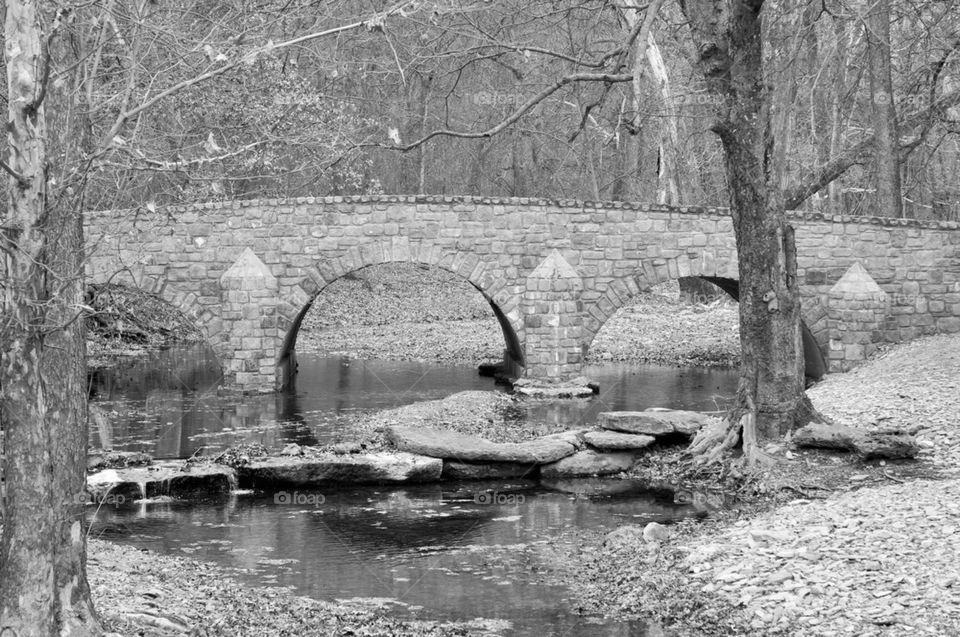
[87,345,738,635]
[88,344,737,459]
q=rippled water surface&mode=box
[92,479,720,636]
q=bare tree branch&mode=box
[379,72,632,151]
[97,1,417,152]
[784,88,960,209]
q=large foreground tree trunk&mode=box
[680,0,819,466]
[1,1,101,633]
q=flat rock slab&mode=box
[387,426,577,464]
[598,410,717,437]
[512,376,598,398]
[86,464,236,503]
[583,430,656,450]
[239,452,442,486]
[441,460,538,480]
[540,450,637,478]
[540,478,643,498]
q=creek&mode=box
[88,345,738,635]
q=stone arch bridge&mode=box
[84,196,960,392]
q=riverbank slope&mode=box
[556,333,960,636]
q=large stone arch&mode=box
[276,238,524,387]
[582,253,827,380]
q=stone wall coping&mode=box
[81,194,960,231]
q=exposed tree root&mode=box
[687,390,826,470]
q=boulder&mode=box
[238,452,442,486]
[387,426,577,464]
[582,430,656,450]
[540,450,637,478]
[598,410,717,438]
[643,521,671,544]
[441,460,538,480]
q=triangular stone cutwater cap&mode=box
[530,249,581,279]
[829,262,887,301]
[220,247,277,283]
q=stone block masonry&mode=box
[83,195,960,392]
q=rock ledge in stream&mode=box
[598,409,718,438]
[541,450,638,478]
[441,460,538,480]
[582,431,656,450]
[238,451,443,486]
[387,425,577,463]
[86,463,236,502]
[511,376,598,398]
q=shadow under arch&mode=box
[277,252,525,390]
[85,273,222,369]
[583,257,826,382]
[698,277,826,381]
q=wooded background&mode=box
[16,0,960,219]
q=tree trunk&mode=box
[1,2,101,634]
[620,0,676,204]
[645,32,682,205]
[827,13,851,213]
[680,0,817,466]
[865,0,902,217]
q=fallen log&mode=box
[792,423,919,460]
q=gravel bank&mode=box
[560,333,960,636]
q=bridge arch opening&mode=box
[584,271,826,382]
[85,282,222,393]
[278,262,524,390]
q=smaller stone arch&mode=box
[86,267,220,355]
[277,238,525,387]
[582,253,739,348]
[582,253,827,380]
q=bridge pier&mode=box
[216,248,282,392]
[514,250,595,396]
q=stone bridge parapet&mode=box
[84,195,960,391]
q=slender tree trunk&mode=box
[681,0,816,465]
[865,0,902,217]
[611,122,642,201]
[621,0,678,203]
[645,32,682,205]
[827,12,851,213]
[1,2,101,633]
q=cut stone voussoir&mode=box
[598,409,718,438]
[792,423,919,460]
[387,425,578,464]
[238,452,443,486]
[540,450,638,478]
